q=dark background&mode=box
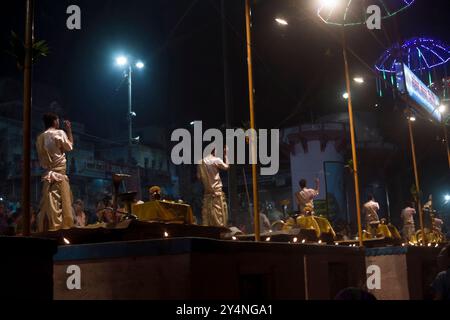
[0,0,449,212]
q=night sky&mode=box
[1,0,449,207]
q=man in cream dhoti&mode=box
[401,202,416,242]
[363,194,380,235]
[197,148,229,227]
[36,113,74,232]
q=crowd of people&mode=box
[0,197,98,235]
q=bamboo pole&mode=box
[342,29,363,247]
[244,0,260,241]
[407,115,426,244]
[22,0,35,236]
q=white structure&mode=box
[283,123,348,212]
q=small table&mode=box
[133,200,195,224]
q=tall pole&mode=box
[342,30,363,247]
[128,65,133,146]
[407,115,426,244]
[245,0,260,241]
[22,0,35,237]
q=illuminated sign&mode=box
[396,63,441,122]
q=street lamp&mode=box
[353,77,364,84]
[439,104,447,113]
[115,55,145,145]
[320,0,339,8]
[116,56,128,67]
[342,92,349,99]
[275,18,288,25]
[136,61,145,69]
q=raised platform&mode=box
[33,220,229,245]
[3,220,444,300]
[366,246,442,300]
[0,236,57,299]
[53,237,365,300]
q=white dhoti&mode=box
[197,153,229,228]
[37,169,74,232]
[201,192,228,227]
[402,224,415,242]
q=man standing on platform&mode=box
[36,113,74,232]
[401,201,416,242]
[295,178,319,215]
[197,147,229,227]
[363,194,380,232]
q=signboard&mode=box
[396,63,442,122]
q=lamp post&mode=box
[116,56,144,145]
[406,110,426,244]
[342,29,363,247]
[22,0,34,237]
[244,0,260,242]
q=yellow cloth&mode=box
[388,224,402,240]
[133,200,194,224]
[296,215,335,238]
[314,216,336,239]
[297,216,321,237]
[377,224,393,239]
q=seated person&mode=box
[149,186,162,201]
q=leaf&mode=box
[7,30,50,70]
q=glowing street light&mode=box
[320,0,339,9]
[115,55,145,145]
[342,92,349,99]
[116,56,128,67]
[409,115,416,122]
[275,18,288,25]
[353,77,364,84]
[445,194,450,202]
[136,61,145,69]
[439,104,447,113]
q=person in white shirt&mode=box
[295,178,319,215]
[363,195,380,229]
[36,113,74,232]
[197,148,229,227]
[401,201,416,242]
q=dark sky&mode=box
[1,0,449,133]
[0,0,449,213]
[1,0,449,193]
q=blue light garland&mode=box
[375,37,450,74]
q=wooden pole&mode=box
[244,0,260,241]
[407,115,426,244]
[342,29,363,247]
[22,0,35,236]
